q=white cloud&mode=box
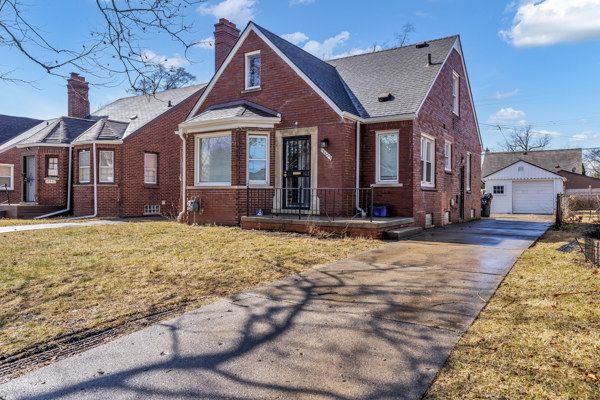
[493,88,519,100]
[281,32,309,46]
[488,107,527,124]
[302,31,350,59]
[290,0,315,4]
[534,129,561,137]
[195,37,215,49]
[333,44,383,59]
[500,0,600,47]
[141,50,188,68]
[572,133,589,141]
[198,0,257,25]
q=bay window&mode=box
[196,133,231,186]
[421,135,435,187]
[144,153,158,185]
[247,134,268,185]
[99,150,114,183]
[376,131,399,183]
[79,151,90,183]
[0,164,14,190]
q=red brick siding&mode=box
[0,147,23,203]
[412,49,482,226]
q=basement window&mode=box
[0,164,14,190]
[245,51,261,90]
[144,205,161,215]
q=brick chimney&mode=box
[214,18,240,72]
[67,73,90,119]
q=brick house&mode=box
[178,19,482,236]
[0,73,205,218]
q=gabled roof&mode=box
[0,114,43,145]
[327,36,458,118]
[72,119,129,144]
[557,169,600,189]
[483,159,565,180]
[92,84,206,138]
[17,117,97,146]
[188,100,280,123]
[482,149,582,177]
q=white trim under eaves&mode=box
[341,112,415,124]
[186,23,352,121]
[414,36,483,149]
[180,116,281,134]
[72,140,124,146]
[16,143,72,148]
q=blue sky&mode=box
[1,0,600,151]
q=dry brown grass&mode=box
[427,227,600,399]
[0,221,380,357]
[0,218,70,227]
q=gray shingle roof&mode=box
[482,149,583,178]
[327,36,458,118]
[18,117,97,145]
[72,119,129,143]
[0,114,43,145]
[253,24,364,117]
[188,100,279,123]
[92,84,206,138]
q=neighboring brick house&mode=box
[178,19,482,234]
[0,73,205,218]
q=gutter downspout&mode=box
[70,142,98,219]
[355,120,366,217]
[35,146,73,219]
[177,130,186,221]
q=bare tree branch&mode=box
[585,148,600,178]
[499,125,552,152]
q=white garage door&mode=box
[513,181,554,214]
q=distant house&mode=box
[177,19,482,235]
[0,73,205,218]
[557,169,600,194]
[0,115,43,146]
[482,149,584,214]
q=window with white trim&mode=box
[421,136,435,186]
[444,142,452,172]
[376,131,399,183]
[79,150,90,183]
[247,134,268,185]
[0,164,14,190]
[196,133,231,186]
[245,51,261,90]
[466,152,472,192]
[46,156,59,178]
[452,71,460,116]
[99,150,114,183]
[493,185,504,194]
[144,153,158,184]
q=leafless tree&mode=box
[129,66,196,94]
[395,23,415,47]
[499,125,552,152]
[0,0,204,93]
[585,148,600,178]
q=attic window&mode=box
[378,92,393,102]
[245,50,261,90]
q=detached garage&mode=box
[483,160,565,215]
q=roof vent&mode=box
[168,100,173,107]
[416,42,429,49]
[129,115,138,120]
[378,92,393,102]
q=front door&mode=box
[283,136,311,209]
[23,155,36,202]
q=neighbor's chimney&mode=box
[214,18,240,72]
[67,73,90,119]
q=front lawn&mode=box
[0,222,380,357]
[0,218,69,227]
[426,227,600,399]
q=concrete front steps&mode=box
[0,204,65,219]
[384,226,423,240]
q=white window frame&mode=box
[79,150,91,183]
[375,130,399,184]
[194,131,232,187]
[98,150,115,183]
[46,156,59,178]
[421,134,435,187]
[493,185,504,195]
[452,71,460,116]
[144,152,158,185]
[0,163,14,190]
[247,133,269,186]
[444,141,452,172]
[244,50,261,90]
[466,152,472,192]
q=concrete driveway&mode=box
[0,216,550,400]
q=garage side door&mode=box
[513,181,554,214]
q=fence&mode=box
[582,236,600,267]
[246,187,374,222]
[556,193,600,228]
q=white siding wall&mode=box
[485,180,513,214]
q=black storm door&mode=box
[283,136,311,209]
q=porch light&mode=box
[320,138,329,149]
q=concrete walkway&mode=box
[0,220,124,234]
[0,217,551,400]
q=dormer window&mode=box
[245,50,261,90]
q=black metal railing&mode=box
[246,187,374,222]
[2,183,10,205]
